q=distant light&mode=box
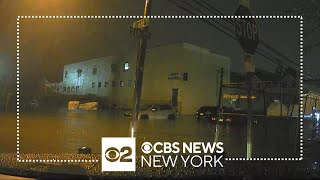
[131,127,134,138]
[316,113,320,121]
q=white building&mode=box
[51,42,231,114]
[54,56,121,99]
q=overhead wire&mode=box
[168,0,285,67]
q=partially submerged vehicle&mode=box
[123,103,177,120]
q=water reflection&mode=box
[0,110,312,157]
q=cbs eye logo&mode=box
[101,137,136,172]
[105,146,132,162]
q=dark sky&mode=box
[0,0,319,88]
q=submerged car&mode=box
[196,106,218,121]
[123,104,177,120]
[196,106,243,124]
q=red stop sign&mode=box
[234,4,260,55]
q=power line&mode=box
[168,0,288,68]
[193,0,299,68]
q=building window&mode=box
[128,80,132,87]
[111,64,117,72]
[98,82,101,88]
[67,87,70,92]
[112,80,116,87]
[105,81,109,87]
[65,71,68,78]
[77,69,82,77]
[182,72,188,81]
[71,86,75,91]
[76,86,79,92]
[92,67,97,75]
[120,81,124,87]
[92,82,95,88]
[63,86,66,92]
[124,62,129,71]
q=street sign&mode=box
[132,18,149,29]
[234,4,259,55]
[223,94,256,99]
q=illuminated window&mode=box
[124,62,129,71]
[76,86,79,92]
[92,82,95,88]
[98,82,101,88]
[77,69,82,77]
[92,67,97,75]
[112,81,116,87]
[120,81,124,87]
[65,71,68,78]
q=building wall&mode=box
[60,56,121,101]
[113,43,231,114]
[55,43,231,114]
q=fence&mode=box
[221,80,299,118]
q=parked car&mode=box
[196,106,218,121]
[123,103,177,120]
[196,106,244,124]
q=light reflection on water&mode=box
[0,110,313,157]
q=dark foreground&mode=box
[0,153,320,179]
[0,110,319,179]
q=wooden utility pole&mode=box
[215,67,224,143]
[131,0,152,124]
[217,67,224,109]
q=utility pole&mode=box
[217,67,224,109]
[215,67,224,143]
[130,0,152,126]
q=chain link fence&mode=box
[221,81,299,118]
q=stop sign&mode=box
[234,4,259,55]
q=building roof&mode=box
[64,56,121,67]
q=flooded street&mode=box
[0,110,313,157]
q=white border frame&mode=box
[16,15,303,163]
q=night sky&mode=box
[0,0,319,92]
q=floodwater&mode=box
[0,110,314,158]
